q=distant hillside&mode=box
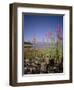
[24,42,56,49]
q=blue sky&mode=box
[23,14,63,43]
